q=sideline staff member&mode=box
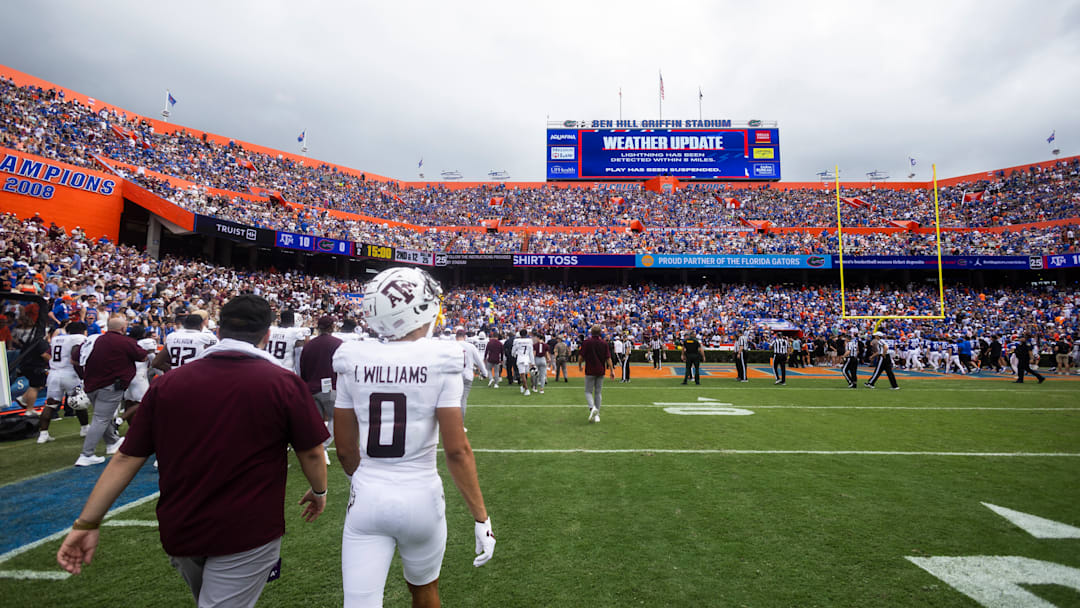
[1013,334,1046,384]
[77,314,150,466]
[58,295,330,608]
[579,325,614,423]
[681,331,704,385]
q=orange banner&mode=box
[0,148,123,241]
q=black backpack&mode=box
[0,416,38,442]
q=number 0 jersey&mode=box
[333,337,464,482]
[165,329,219,367]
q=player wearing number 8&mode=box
[333,266,495,607]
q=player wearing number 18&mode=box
[334,266,495,608]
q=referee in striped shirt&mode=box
[771,332,790,385]
[865,331,900,389]
[649,334,663,370]
[842,331,860,388]
[734,331,750,382]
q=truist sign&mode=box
[193,214,275,247]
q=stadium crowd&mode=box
[3,214,1076,372]
[3,75,1080,258]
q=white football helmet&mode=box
[68,387,91,411]
[363,267,443,340]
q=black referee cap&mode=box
[219,294,274,334]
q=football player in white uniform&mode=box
[119,323,158,428]
[38,321,90,443]
[511,328,535,396]
[333,267,494,608]
[265,310,310,373]
[455,327,489,427]
[153,314,219,371]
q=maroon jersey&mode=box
[485,337,504,364]
[580,336,610,376]
[121,351,329,556]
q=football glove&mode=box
[473,517,496,567]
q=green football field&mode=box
[2,374,1079,607]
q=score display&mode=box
[546,126,780,181]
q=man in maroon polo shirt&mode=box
[299,315,343,465]
[578,325,614,423]
[57,295,330,608]
[76,314,150,466]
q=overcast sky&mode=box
[2,0,1078,182]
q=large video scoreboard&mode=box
[546,119,780,181]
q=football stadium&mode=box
[1,3,1079,607]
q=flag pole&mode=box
[300,131,308,157]
[161,90,170,123]
[658,71,663,120]
[698,86,702,121]
[619,87,622,121]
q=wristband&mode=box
[72,518,101,530]
[312,488,327,497]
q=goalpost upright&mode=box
[835,164,948,329]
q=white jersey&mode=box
[333,337,464,483]
[49,333,87,373]
[165,328,219,367]
[265,326,310,370]
[134,337,158,374]
[78,334,100,368]
[457,339,488,381]
[126,336,158,402]
[332,331,361,343]
[511,337,535,366]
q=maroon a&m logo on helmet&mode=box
[381,279,417,308]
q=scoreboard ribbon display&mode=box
[547,127,780,180]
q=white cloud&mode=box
[2,0,1076,181]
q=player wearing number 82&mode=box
[333,266,495,607]
[152,314,218,371]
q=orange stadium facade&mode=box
[1,63,1077,244]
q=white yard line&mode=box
[530,386,1079,392]
[468,403,1080,411]
[468,448,1080,457]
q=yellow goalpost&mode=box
[834,163,947,331]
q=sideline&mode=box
[0,491,160,580]
[0,458,159,557]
